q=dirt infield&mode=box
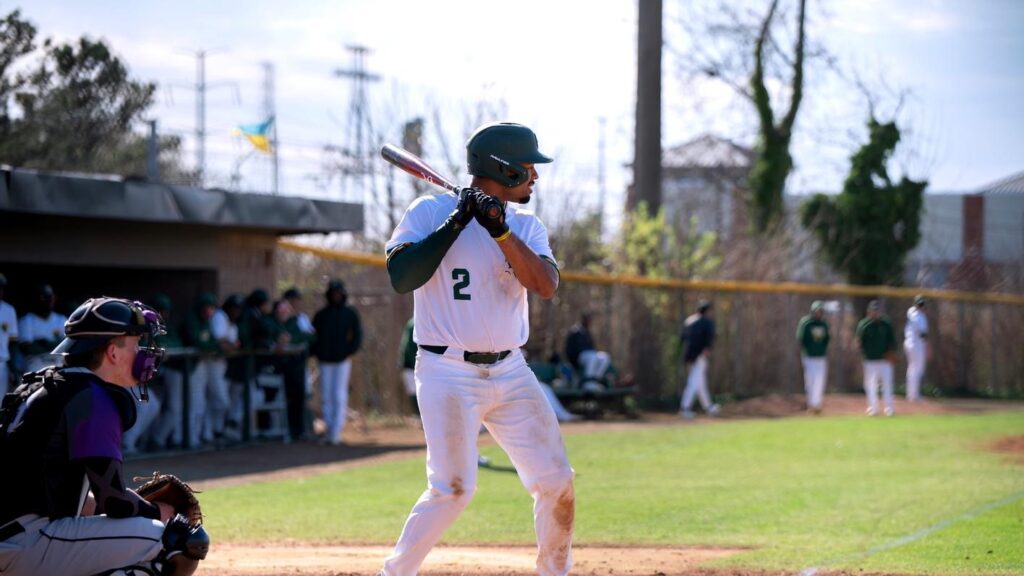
[989,434,1024,465]
[198,543,749,575]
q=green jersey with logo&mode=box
[796,316,830,357]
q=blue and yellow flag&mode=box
[233,117,274,153]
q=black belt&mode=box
[0,519,24,541]
[419,344,511,365]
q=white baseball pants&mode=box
[202,358,230,440]
[681,356,712,412]
[863,360,894,415]
[382,349,574,576]
[188,358,227,446]
[801,357,827,410]
[0,362,8,399]
[152,367,184,447]
[0,513,165,576]
[123,392,161,453]
[577,350,610,381]
[904,344,926,401]
[319,360,352,442]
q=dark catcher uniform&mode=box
[0,297,208,576]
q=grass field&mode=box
[201,411,1024,575]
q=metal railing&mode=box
[142,345,309,453]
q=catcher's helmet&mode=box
[53,297,165,355]
[466,122,552,187]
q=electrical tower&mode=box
[262,61,279,194]
[334,45,380,203]
[177,48,235,188]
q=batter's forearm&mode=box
[498,234,558,299]
[387,219,463,293]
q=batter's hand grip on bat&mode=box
[381,143,458,193]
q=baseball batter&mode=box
[379,123,574,576]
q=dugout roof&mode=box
[0,168,363,234]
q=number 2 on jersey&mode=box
[452,268,471,300]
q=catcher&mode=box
[0,297,209,576]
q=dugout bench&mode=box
[529,361,639,420]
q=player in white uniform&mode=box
[379,123,574,576]
[903,295,929,401]
[0,274,18,397]
[17,284,66,373]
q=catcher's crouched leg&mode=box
[156,515,210,576]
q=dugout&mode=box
[0,167,363,313]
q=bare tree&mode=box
[672,0,816,234]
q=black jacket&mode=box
[681,314,715,363]
[564,325,595,369]
[312,304,362,362]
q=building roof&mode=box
[663,134,754,170]
[0,168,362,234]
[978,170,1024,195]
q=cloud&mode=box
[903,12,956,32]
[830,1,958,36]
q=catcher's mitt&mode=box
[135,472,203,526]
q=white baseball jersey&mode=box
[904,306,928,348]
[18,311,66,346]
[295,312,315,335]
[210,308,237,343]
[385,193,556,352]
[0,301,18,362]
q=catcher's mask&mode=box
[466,122,552,188]
[53,297,167,391]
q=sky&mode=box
[13,0,1024,237]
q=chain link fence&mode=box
[279,241,1024,417]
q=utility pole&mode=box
[177,48,234,188]
[262,61,279,194]
[334,45,380,203]
[629,0,662,215]
[196,50,208,186]
[598,116,607,234]
[146,119,160,182]
[628,0,664,400]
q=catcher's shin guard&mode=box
[158,514,210,575]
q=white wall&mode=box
[983,194,1024,262]
[908,194,964,264]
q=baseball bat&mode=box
[380,143,458,194]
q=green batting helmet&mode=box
[466,123,553,187]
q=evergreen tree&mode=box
[0,10,192,181]
[801,118,927,285]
